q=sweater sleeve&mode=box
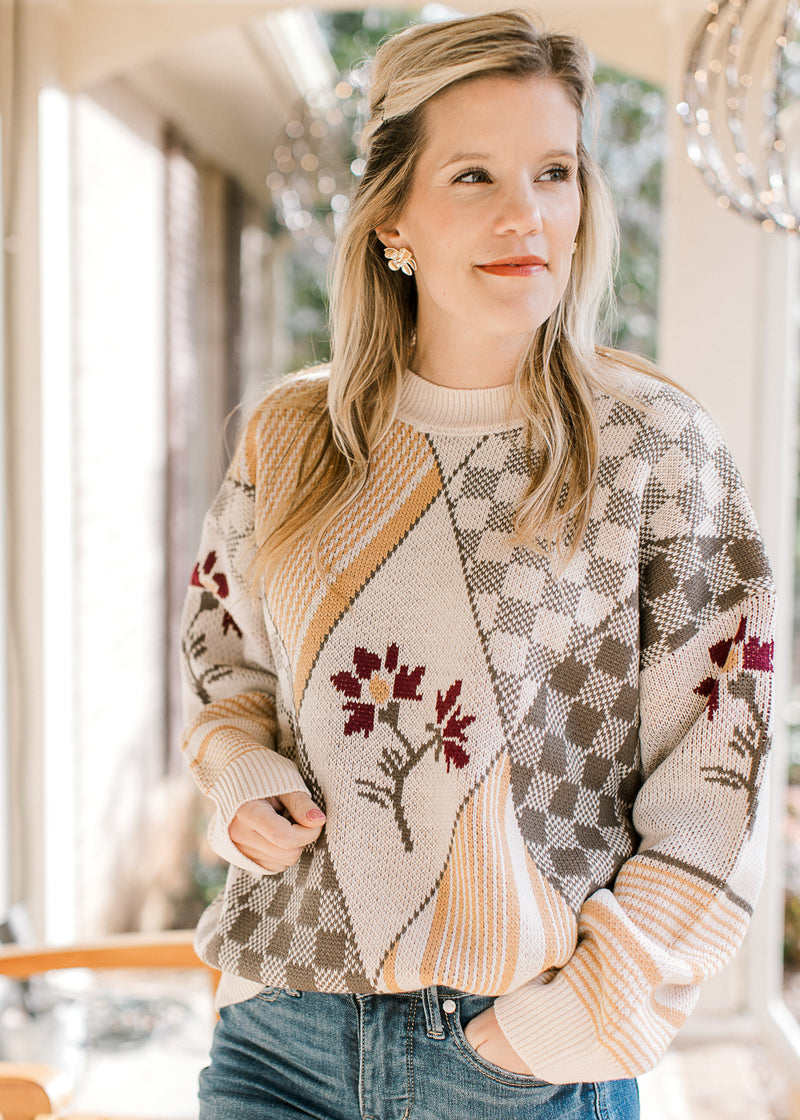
[494,395,775,1082]
[180,418,309,877]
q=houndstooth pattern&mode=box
[633,398,773,666]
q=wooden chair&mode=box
[0,930,219,1120]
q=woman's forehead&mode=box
[418,75,581,157]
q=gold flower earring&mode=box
[384,247,417,276]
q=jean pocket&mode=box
[254,986,302,1003]
[447,1001,549,1088]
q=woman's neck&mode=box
[410,328,530,389]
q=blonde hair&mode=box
[253,10,656,584]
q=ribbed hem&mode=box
[397,371,524,434]
[214,971,266,1009]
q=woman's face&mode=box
[380,74,582,376]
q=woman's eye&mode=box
[540,164,574,183]
[453,167,491,184]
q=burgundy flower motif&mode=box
[331,643,425,738]
[742,636,774,673]
[191,551,229,599]
[222,611,242,638]
[694,676,721,721]
[434,681,475,771]
[694,615,773,722]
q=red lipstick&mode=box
[477,255,547,276]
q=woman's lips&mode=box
[476,256,547,277]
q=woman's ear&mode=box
[375,226,405,251]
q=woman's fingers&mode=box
[230,794,326,872]
[463,1006,534,1075]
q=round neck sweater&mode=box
[180,369,774,1083]
[396,370,524,434]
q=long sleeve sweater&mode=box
[180,368,774,1084]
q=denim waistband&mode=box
[351,983,477,1039]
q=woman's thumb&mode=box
[282,790,326,826]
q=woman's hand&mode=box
[463,1006,534,1075]
[229,793,326,872]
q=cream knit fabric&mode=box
[181,369,774,1084]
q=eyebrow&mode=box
[440,148,578,169]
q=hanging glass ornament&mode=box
[678,0,800,232]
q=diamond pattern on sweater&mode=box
[189,377,774,1004]
[435,426,644,910]
[505,607,642,910]
[203,839,371,992]
[433,388,770,912]
[640,532,772,668]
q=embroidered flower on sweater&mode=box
[432,681,475,772]
[222,611,243,638]
[183,552,243,703]
[693,615,773,834]
[331,643,424,739]
[188,551,242,641]
[334,645,474,850]
[191,551,230,599]
[693,616,774,722]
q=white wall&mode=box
[2,1,62,936]
[70,81,168,936]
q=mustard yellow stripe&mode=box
[493,793,520,992]
[617,859,716,909]
[189,741,274,793]
[293,462,442,708]
[616,860,746,949]
[582,900,664,989]
[565,936,686,1077]
[186,693,276,729]
[188,721,275,784]
[184,701,276,766]
[414,756,520,993]
[632,888,744,955]
[261,425,442,708]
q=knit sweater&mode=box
[180,368,774,1084]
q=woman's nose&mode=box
[495,180,543,236]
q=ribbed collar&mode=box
[396,371,525,434]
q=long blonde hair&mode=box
[253,10,656,584]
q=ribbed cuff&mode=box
[206,747,310,877]
[210,745,309,826]
[493,975,631,1084]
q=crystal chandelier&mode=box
[678,0,800,232]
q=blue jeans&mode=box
[199,986,640,1119]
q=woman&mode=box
[181,11,774,1119]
